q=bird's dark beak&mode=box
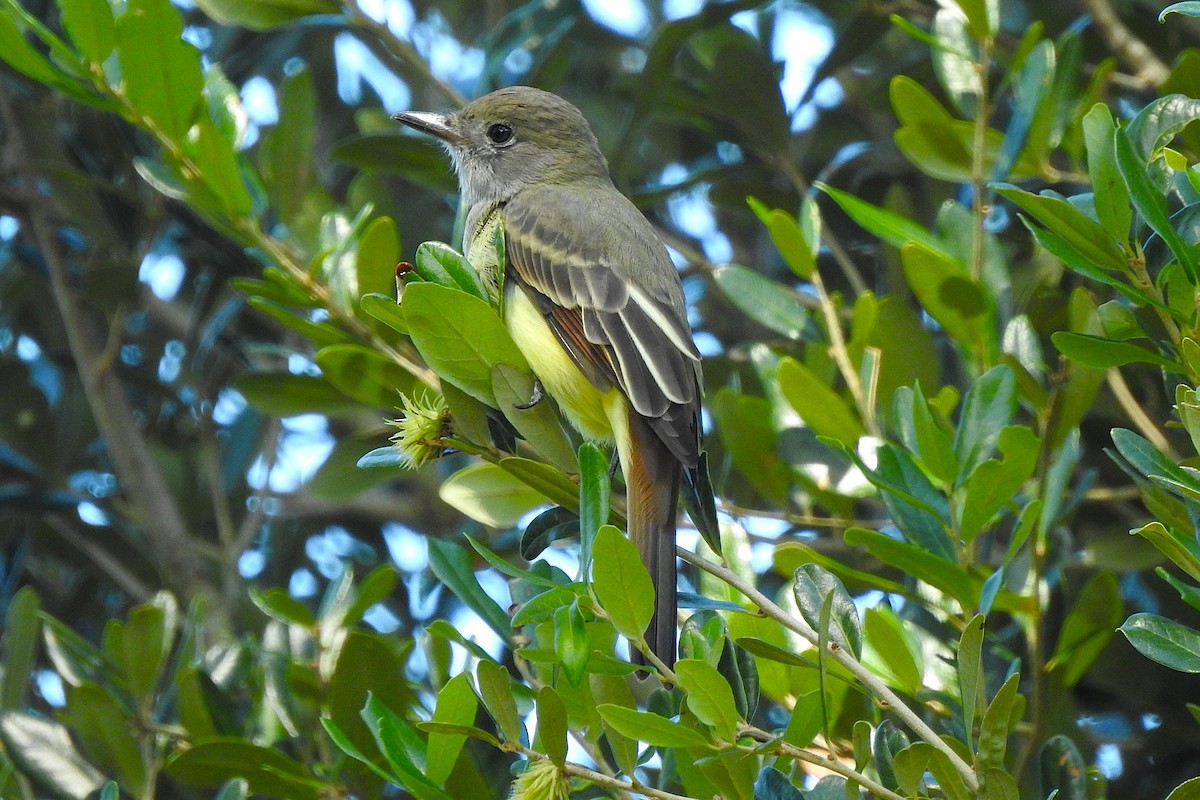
[391,111,460,144]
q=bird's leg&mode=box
[513,378,545,410]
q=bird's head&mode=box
[393,86,611,204]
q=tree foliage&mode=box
[2,0,1200,798]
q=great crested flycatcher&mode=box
[394,86,707,664]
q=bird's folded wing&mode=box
[502,184,701,465]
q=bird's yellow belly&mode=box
[504,286,628,455]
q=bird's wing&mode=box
[502,183,701,466]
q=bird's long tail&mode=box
[624,413,681,667]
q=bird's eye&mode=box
[486,123,514,145]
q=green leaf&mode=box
[977,673,1023,770]
[1112,427,1200,497]
[427,538,514,644]
[1126,94,1200,160]
[426,674,478,787]
[235,372,352,416]
[493,364,577,472]
[402,283,529,407]
[122,593,177,704]
[314,344,414,408]
[438,462,549,528]
[862,607,922,694]
[817,183,954,259]
[356,217,400,300]
[1,587,39,709]
[535,686,568,766]
[1048,572,1122,686]
[959,425,1040,541]
[251,588,315,627]
[591,525,653,644]
[1161,2,1200,20]
[596,704,707,747]
[1132,521,1200,583]
[777,356,865,446]
[1120,612,1200,672]
[414,242,487,300]
[1165,776,1200,800]
[844,527,975,607]
[873,720,911,791]
[792,565,861,658]
[577,442,610,573]
[958,614,984,750]
[993,184,1127,273]
[900,244,988,352]
[711,388,791,504]
[711,265,810,340]
[1052,332,1179,369]
[752,766,806,800]
[674,658,739,741]
[1082,104,1132,245]
[360,293,406,334]
[475,661,523,743]
[953,364,1016,484]
[60,0,115,63]
[0,712,106,798]
[192,0,338,30]
[553,601,590,686]
[67,683,144,788]
[99,782,120,800]
[746,200,815,278]
[955,0,998,38]
[164,739,321,800]
[1115,128,1200,283]
[116,0,203,141]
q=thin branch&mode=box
[1107,368,1178,460]
[45,516,153,601]
[1083,0,1170,86]
[511,745,694,800]
[677,547,980,792]
[739,725,906,800]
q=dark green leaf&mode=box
[978,672,1023,771]
[1120,612,1200,672]
[1,587,39,710]
[1040,734,1088,800]
[1082,104,1132,244]
[1052,332,1178,369]
[873,720,910,791]
[577,442,610,573]
[164,739,321,800]
[953,364,1017,484]
[1126,94,1200,160]
[753,766,805,800]
[792,565,861,658]
[958,614,985,749]
[1115,128,1200,282]
[1048,572,1122,686]
[553,601,589,686]
[1161,2,1200,20]
[993,184,1127,273]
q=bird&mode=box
[393,86,710,665]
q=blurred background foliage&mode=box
[2,0,1200,797]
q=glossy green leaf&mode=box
[712,265,810,340]
[577,442,610,573]
[862,607,922,694]
[1126,94,1200,160]
[978,672,1023,770]
[438,462,549,528]
[1161,2,1200,20]
[777,356,864,446]
[1132,521,1200,583]
[356,217,400,300]
[426,674,477,786]
[753,766,806,800]
[591,525,653,644]
[674,658,739,741]
[873,720,911,791]
[360,293,406,334]
[993,184,1127,273]
[496,456,580,511]
[402,283,528,406]
[1120,612,1200,672]
[953,364,1016,484]
[595,704,706,748]
[413,241,487,299]
[427,537,514,644]
[958,614,985,749]
[1116,128,1200,282]
[553,601,589,686]
[792,564,861,658]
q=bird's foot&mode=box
[513,379,544,410]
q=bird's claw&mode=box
[513,379,545,410]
